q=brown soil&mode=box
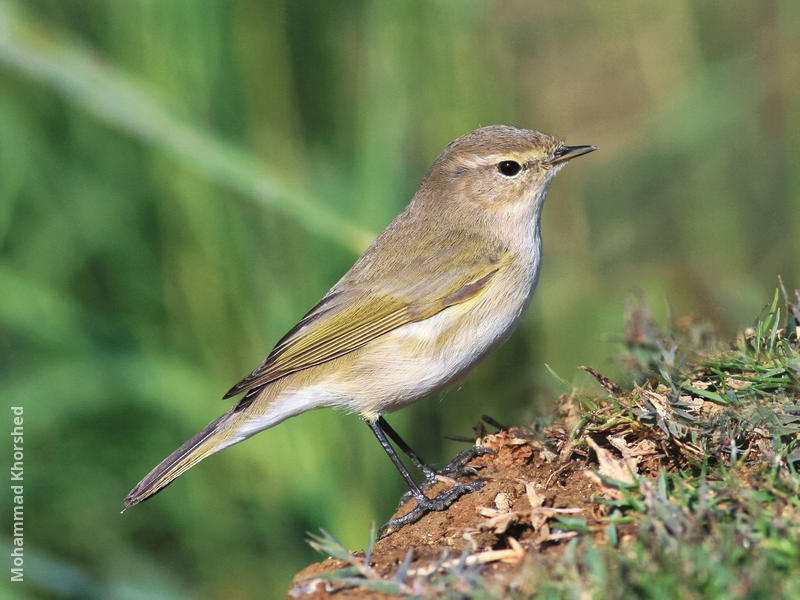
[287,417,660,599]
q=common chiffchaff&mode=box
[124,125,595,532]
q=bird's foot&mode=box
[378,480,485,538]
[397,445,494,507]
[438,445,495,479]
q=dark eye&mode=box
[497,160,522,177]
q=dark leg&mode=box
[365,418,487,537]
[377,416,433,476]
[366,417,425,497]
[379,415,494,500]
[378,416,491,481]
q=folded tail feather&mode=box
[123,383,320,508]
[123,409,237,508]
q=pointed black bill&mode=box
[548,145,597,165]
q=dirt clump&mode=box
[288,425,623,598]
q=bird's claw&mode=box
[379,480,485,538]
[395,445,494,508]
[439,446,495,478]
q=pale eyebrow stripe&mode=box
[459,152,535,169]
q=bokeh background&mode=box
[1,0,798,597]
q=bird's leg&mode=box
[366,418,486,537]
[366,417,426,496]
[376,416,435,479]
[378,416,493,495]
[378,416,493,482]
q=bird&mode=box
[123,125,595,533]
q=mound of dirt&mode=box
[287,417,653,599]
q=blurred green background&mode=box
[1,0,798,597]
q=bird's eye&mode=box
[497,160,522,177]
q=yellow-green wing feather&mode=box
[224,230,506,399]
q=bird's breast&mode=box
[335,259,540,416]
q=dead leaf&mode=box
[587,437,637,484]
[524,481,545,509]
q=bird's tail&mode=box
[123,409,238,508]
[123,381,321,508]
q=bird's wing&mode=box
[223,236,507,399]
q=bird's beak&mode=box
[548,145,597,165]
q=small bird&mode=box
[124,125,595,533]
